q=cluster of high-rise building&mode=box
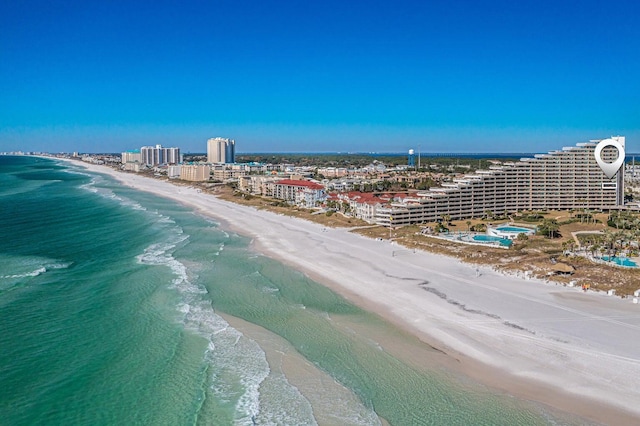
[121,138,236,166]
[116,136,630,222]
[120,137,236,178]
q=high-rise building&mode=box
[140,145,180,166]
[207,137,235,164]
[376,137,626,226]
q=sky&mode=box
[1,0,639,154]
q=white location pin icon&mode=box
[594,138,625,179]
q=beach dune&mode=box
[75,162,640,424]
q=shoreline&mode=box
[64,160,640,424]
[219,312,392,425]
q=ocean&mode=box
[0,156,583,425]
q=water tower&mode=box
[408,149,415,167]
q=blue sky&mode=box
[1,0,639,153]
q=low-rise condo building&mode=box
[123,162,142,172]
[376,137,626,226]
[212,166,247,181]
[180,164,211,182]
[121,150,141,164]
[167,165,181,178]
[271,179,326,208]
[337,192,391,223]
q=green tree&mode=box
[537,219,560,239]
[472,223,487,232]
[434,222,449,233]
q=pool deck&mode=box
[598,256,638,268]
[432,231,510,249]
[488,223,536,239]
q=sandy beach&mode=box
[73,161,640,424]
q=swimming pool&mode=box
[473,235,513,247]
[495,226,535,234]
[601,256,637,267]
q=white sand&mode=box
[72,161,640,423]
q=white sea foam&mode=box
[172,269,269,422]
[212,242,225,256]
[80,180,98,193]
[0,259,72,294]
[63,168,93,179]
[136,224,317,424]
[1,267,46,279]
[204,313,271,424]
[254,372,318,426]
[0,261,71,280]
[135,225,268,421]
[157,215,176,224]
[80,176,148,211]
[83,175,313,423]
[175,276,270,423]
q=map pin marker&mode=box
[594,138,625,179]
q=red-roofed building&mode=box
[272,179,326,208]
[335,191,387,223]
[326,192,340,202]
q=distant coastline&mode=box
[11,151,640,158]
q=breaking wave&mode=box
[135,220,273,423]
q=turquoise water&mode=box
[0,156,581,425]
[601,256,637,267]
[473,235,513,247]
[496,226,534,233]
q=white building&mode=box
[140,145,180,166]
[123,162,142,172]
[121,150,142,164]
[271,179,326,208]
[207,137,235,163]
[376,137,626,226]
[167,165,181,178]
[337,192,389,223]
